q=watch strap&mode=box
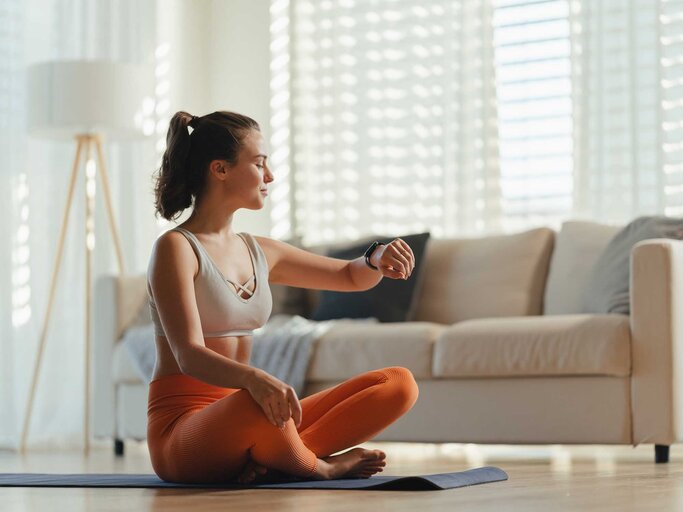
[364,241,384,270]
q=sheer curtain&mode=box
[571,0,668,223]
[0,0,158,449]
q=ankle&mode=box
[312,458,333,480]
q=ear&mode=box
[208,159,228,180]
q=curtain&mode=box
[0,0,158,449]
[571,0,667,223]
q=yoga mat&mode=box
[0,466,507,491]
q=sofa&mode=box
[92,220,683,463]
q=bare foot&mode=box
[236,458,269,484]
[316,448,387,480]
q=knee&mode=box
[382,366,419,409]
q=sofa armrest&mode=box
[631,238,683,445]
[92,273,149,439]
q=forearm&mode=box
[180,345,257,389]
[347,252,383,291]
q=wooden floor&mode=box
[1,441,682,511]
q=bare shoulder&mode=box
[148,230,199,294]
[251,234,285,270]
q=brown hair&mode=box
[153,110,260,221]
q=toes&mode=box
[363,450,384,460]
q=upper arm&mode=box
[148,231,205,370]
[255,236,357,291]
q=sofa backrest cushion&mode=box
[543,220,622,315]
[411,227,555,324]
[581,215,683,315]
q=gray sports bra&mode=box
[147,227,273,338]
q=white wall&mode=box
[156,0,273,236]
[208,0,272,236]
[156,0,212,117]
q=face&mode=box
[211,129,274,209]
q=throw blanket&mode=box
[122,314,379,396]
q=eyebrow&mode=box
[254,153,268,160]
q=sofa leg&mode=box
[114,438,125,457]
[655,444,669,463]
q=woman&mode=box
[147,110,419,485]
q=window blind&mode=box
[493,0,573,232]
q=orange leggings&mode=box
[147,366,419,484]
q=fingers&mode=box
[289,388,303,428]
[267,401,279,427]
[267,386,301,428]
[386,239,413,277]
[397,238,415,273]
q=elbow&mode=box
[346,262,369,292]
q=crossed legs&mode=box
[152,366,418,483]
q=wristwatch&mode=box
[364,241,385,270]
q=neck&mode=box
[182,202,238,240]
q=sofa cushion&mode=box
[309,232,431,323]
[543,220,622,315]
[582,215,683,315]
[433,314,631,378]
[412,227,554,324]
[307,321,445,381]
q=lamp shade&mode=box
[26,60,155,141]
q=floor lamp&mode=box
[21,60,154,453]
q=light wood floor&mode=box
[1,441,681,511]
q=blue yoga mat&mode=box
[0,466,507,490]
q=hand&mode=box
[370,238,415,280]
[246,368,302,429]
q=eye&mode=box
[256,164,264,169]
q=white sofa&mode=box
[92,221,683,463]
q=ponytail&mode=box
[153,111,195,221]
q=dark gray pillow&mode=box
[309,232,431,323]
[581,216,683,314]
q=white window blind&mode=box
[271,0,683,244]
[271,0,501,245]
[493,0,573,232]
